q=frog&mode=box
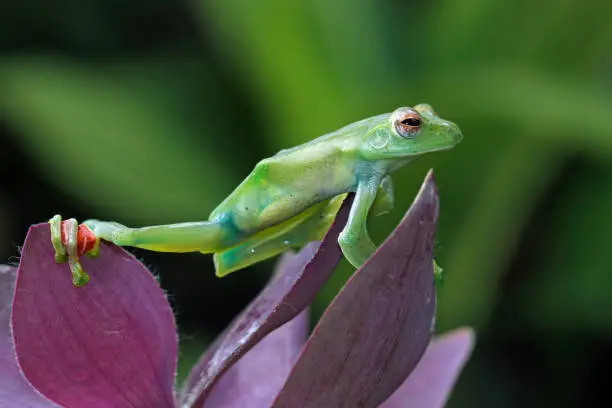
[49,103,462,286]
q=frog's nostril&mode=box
[444,121,463,143]
[453,128,463,143]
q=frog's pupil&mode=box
[401,118,420,127]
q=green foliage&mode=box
[0,58,239,222]
[1,0,612,405]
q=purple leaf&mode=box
[12,225,178,408]
[0,265,57,407]
[180,195,354,408]
[271,171,439,408]
[379,328,475,408]
[203,307,309,408]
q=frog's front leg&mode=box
[338,177,446,283]
[338,177,381,267]
[371,175,394,217]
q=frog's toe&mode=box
[49,214,68,263]
[68,260,90,286]
[433,259,444,285]
[48,215,99,286]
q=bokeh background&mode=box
[1,0,612,406]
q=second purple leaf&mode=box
[271,170,439,408]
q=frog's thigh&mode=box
[223,185,287,232]
[214,199,337,277]
[257,195,299,227]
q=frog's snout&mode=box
[443,120,463,145]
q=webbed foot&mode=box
[48,215,100,286]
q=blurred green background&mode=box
[1,0,612,406]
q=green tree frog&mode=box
[49,104,462,285]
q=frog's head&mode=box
[360,104,462,162]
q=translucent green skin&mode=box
[51,104,462,283]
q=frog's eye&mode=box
[393,110,422,138]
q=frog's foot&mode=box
[433,258,444,286]
[48,215,100,287]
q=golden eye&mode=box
[394,110,422,138]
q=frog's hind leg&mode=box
[49,214,243,286]
[83,218,237,253]
[214,195,345,277]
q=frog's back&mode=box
[211,113,388,233]
[272,113,388,158]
